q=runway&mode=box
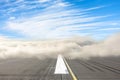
[0,56,120,80]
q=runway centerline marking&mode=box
[54,54,68,74]
[54,54,78,80]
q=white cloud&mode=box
[0,35,9,41]
[6,12,106,39]
[38,0,51,3]
[82,6,105,11]
[9,16,16,20]
[99,27,120,31]
[4,0,119,39]
[0,33,120,59]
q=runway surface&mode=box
[0,56,120,80]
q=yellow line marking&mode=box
[63,57,78,80]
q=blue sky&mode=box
[0,0,120,40]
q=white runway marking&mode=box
[54,54,68,74]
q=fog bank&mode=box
[0,33,120,59]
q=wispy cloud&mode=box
[6,13,107,39]
[38,0,51,3]
[99,28,120,31]
[1,0,119,39]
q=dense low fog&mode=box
[0,33,120,59]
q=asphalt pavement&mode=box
[0,56,119,80]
